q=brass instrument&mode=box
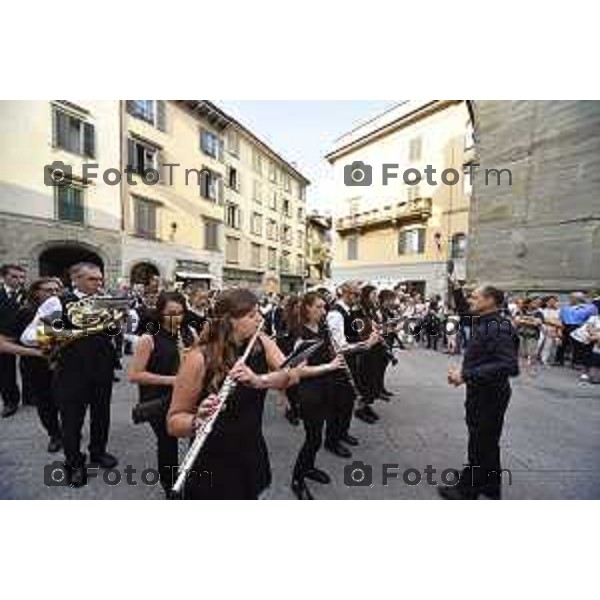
[172,319,265,494]
[36,295,131,368]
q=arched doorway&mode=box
[39,244,104,285]
[130,262,160,285]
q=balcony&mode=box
[335,197,432,233]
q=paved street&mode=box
[0,348,598,500]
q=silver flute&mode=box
[322,320,361,400]
[172,319,264,494]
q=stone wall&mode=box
[468,101,600,292]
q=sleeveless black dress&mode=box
[184,338,271,500]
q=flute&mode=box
[172,319,264,494]
[322,320,361,400]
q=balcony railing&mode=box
[335,197,432,232]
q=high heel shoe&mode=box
[291,478,314,500]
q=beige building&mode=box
[325,100,472,299]
[0,100,309,292]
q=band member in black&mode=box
[441,285,519,500]
[167,289,301,500]
[22,262,120,487]
[13,278,63,451]
[129,291,196,498]
[378,289,400,396]
[325,283,380,454]
[280,295,301,426]
[0,264,26,418]
[288,292,343,500]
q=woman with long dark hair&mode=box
[288,292,343,499]
[167,289,301,500]
[128,291,195,498]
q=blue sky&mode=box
[216,100,397,212]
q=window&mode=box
[134,197,158,239]
[268,161,276,182]
[225,203,242,229]
[463,166,472,196]
[284,173,291,192]
[251,243,263,268]
[251,212,263,236]
[53,108,95,157]
[282,225,292,245]
[200,169,223,203]
[282,198,291,217]
[200,130,222,159]
[465,122,475,150]
[269,191,278,211]
[398,228,425,255]
[128,138,159,175]
[297,206,304,221]
[252,150,262,174]
[347,234,358,260]
[281,250,291,271]
[226,129,240,156]
[226,236,239,263]
[56,185,84,224]
[268,247,277,270]
[267,218,278,241]
[296,255,304,275]
[253,180,262,204]
[126,100,166,130]
[407,185,421,202]
[204,219,220,251]
[409,136,422,161]
[228,166,240,192]
[297,230,304,249]
[299,184,306,201]
[451,233,467,259]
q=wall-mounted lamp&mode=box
[434,231,443,251]
[170,222,178,241]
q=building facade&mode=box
[467,100,600,294]
[0,100,309,292]
[325,100,472,299]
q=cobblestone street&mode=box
[1,348,598,500]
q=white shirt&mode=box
[326,300,352,351]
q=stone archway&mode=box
[38,243,104,286]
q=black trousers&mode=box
[294,415,325,480]
[464,382,511,494]
[54,367,113,468]
[325,373,355,443]
[149,416,179,493]
[0,353,20,408]
[20,356,61,439]
[556,324,585,366]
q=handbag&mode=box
[131,394,171,425]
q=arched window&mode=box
[451,233,467,259]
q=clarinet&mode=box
[322,320,361,401]
[172,319,265,494]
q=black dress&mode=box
[184,338,271,500]
[138,329,183,494]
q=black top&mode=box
[462,312,519,387]
[331,303,359,343]
[0,288,23,337]
[138,329,182,403]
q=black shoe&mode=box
[285,407,300,427]
[324,441,352,459]
[88,452,118,469]
[340,433,359,447]
[381,389,394,398]
[378,394,391,403]
[68,465,88,488]
[291,478,314,500]
[113,375,120,383]
[354,407,376,424]
[437,485,479,500]
[47,437,62,453]
[1,404,18,418]
[305,468,331,485]
[364,405,380,421]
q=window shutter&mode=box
[417,229,426,253]
[398,231,406,255]
[156,100,166,131]
[126,100,136,116]
[200,130,206,152]
[127,139,135,172]
[217,178,224,205]
[83,123,95,158]
[54,109,68,149]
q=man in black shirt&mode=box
[440,285,519,500]
[0,264,26,418]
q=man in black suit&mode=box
[440,285,519,500]
[0,264,26,418]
